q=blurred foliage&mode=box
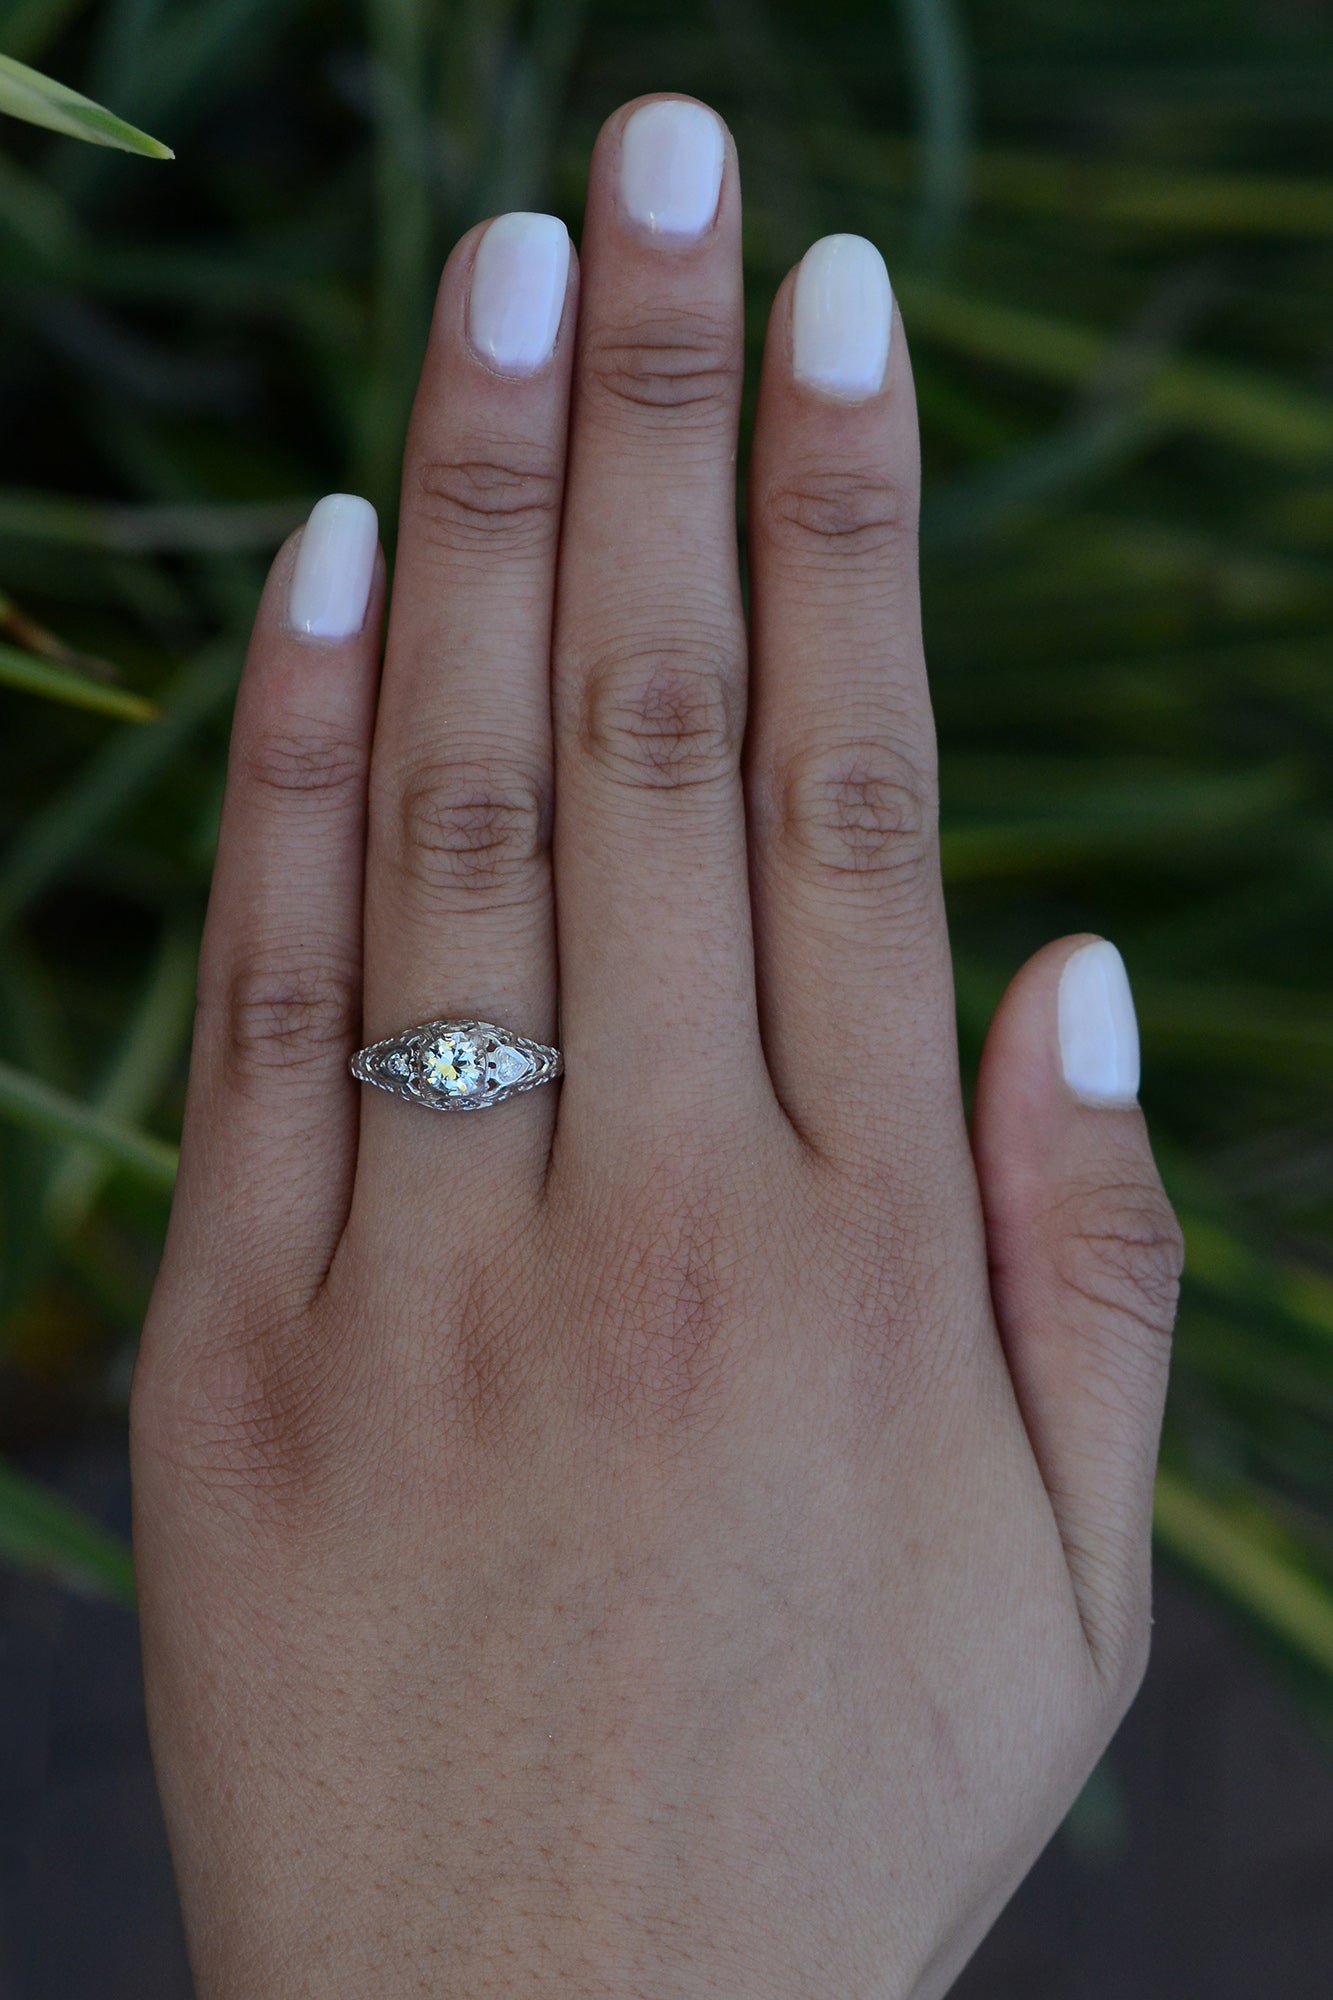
[0,0,1330,1726]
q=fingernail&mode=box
[288,494,378,641]
[1058,941,1141,1106]
[620,98,725,239]
[791,234,894,400]
[468,212,571,377]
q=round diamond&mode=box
[422,1031,484,1099]
[386,1051,411,1078]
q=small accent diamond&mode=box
[488,1044,531,1086]
[386,1052,411,1078]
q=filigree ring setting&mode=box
[351,1019,562,1112]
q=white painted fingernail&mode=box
[792,234,894,400]
[620,99,725,239]
[1058,941,1141,1106]
[288,494,378,641]
[468,212,571,376]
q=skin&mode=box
[131,96,1184,2000]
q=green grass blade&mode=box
[809,129,1333,240]
[0,638,237,934]
[475,0,588,217]
[44,917,196,1236]
[1137,983,1333,1082]
[704,0,825,266]
[966,148,1333,239]
[0,490,305,554]
[0,939,69,1326]
[924,402,1159,544]
[0,1456,134,1601]
[0,640,158,720]
[895,0,973,266]
[899,279,1333,464]
[1155,1470,1333,1677]
[0,50,172,155]
[357,0,433,511]
[0,1057,178,1189]
[1181,1215,1333,1349]
[939,763,1302,879]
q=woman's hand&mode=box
[132,95,1183,2000]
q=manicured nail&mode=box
[1058,941,1141,1106]
[288,494,378,641]
[620,98,725,239]
[468,212,571,377]
[792,234,894,400]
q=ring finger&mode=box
[354,212,576,1206]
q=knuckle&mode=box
[243,725,364,805]
[413,446,561,556]
[579,644,742,794]
[219,950,358,1082]
[583,308,738,425]
[394,755,550,911]
[429,1267,539,1456]
[1049,1176,1185,1347]
[760,465,915,566]
[576,1166,746,1440]
[773,736,938,893]
[133,1304,370,1528]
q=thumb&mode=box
[972,936,1184,1699]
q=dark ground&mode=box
[3,1436,1331,1998]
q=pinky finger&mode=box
[167,496,382,1310]
[972,936,1184,1697]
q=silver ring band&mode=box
[351,1019,562,1112]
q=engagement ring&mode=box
[351,1019,562,1112]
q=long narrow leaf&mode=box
[357,0,433,510]
[0,1457,134,1600]
[895,0,973,265]
[0,638,237,934]
[0,641,158,720]
[1155,1470,1333,1677]
[0,1057,178,1189]
[812,129,1333,239]
[1181,1215,1333,1350]
[899,280,1333,464]
[44,918,196,1235]
[0,490,305,554]
[0,50,172,155]
[965,149,1333,239]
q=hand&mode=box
[132,94,1183,1999]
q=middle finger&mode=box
[552,97,765,1145]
